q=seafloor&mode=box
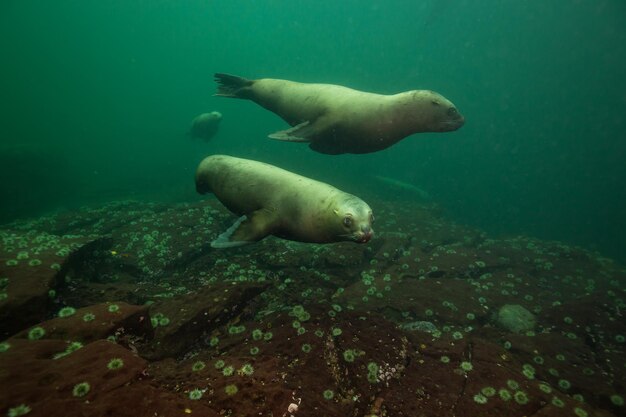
[0,198,624,417]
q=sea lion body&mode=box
[214,73,464,154]
[189,111,222,141]
[195,155,374,248]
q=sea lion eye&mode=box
[447,107,458,116]
[343,217,352,227]
[370,213,375,223]
[431,100,440,106]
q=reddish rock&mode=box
[141,281,268,360]
[11,302,152,344]
[0,230,98,337]
[0,339,219,417]
[1,200,624,417]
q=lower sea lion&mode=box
[189,111,222,141]
[213,73,464,154]
[195,155,374,248]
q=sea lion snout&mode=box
[356,225,374,243]
[440,108,465,131]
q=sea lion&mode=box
[195,155,374,248]
[213,73,464,154]
[189,111,222,141]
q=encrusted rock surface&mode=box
[1,199,624,417]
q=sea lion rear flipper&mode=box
[211,210,277,248]
[214,73,254,98]
[268,121,315,142]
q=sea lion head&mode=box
[405,91,465,132]
[332,194,374,243]
[190,111,223,141]
[193,111,222,124]
[208,111,222,120]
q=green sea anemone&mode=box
[228,325,245,334]
[53,341,83,359]
[108,304,120,313]
[323,389,334,400]
[225,384,238,395]
[538,382,552,394]
[460,361,473,372]
[506,379,519,390]
[72,382,91,397]
[513,390,529,405]
[7,404,31,416]
[189,389,203,400]
[58,307,76,318]
[28,326,45,340]
[239,364,254,376]
[107,358,124,370]
[573,407,588,417]
[558,379,571,390]
[610,394,624,406]
[551,396,564,407]
[473,394,487,404]
[498,388,512,401]
[191,361,205,372]
[82,312,95,322]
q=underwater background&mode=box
[2,2,626,417]
[1,0,625,262]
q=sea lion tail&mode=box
[214,73,253,98]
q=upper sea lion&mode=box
[195,155,374,248]
[189,111,222,142]
[213,73,464,155]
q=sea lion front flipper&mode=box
[268,121,315,142]
[211,209,278,248]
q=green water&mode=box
[1,1,625,261]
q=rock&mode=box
[495,304,536,333]
[11,302,153,344]
[0,338,220,417]
[141,282,268,360]
[0,230,100,337]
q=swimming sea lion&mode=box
[189,111,222,141]
[213,73,464,154]
[195,155,374,248]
